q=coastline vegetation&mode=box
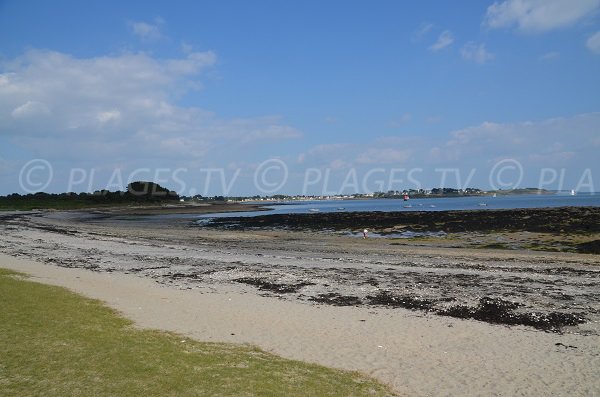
[0,181,180,210]
[1,181,550,211]
[0,268,394,397]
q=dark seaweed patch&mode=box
[234,277,314,293]
[32,224,79,236]
[166,272,202,280]
[366,291,434,311]
[576,240,600,254]
[309,293,362,306]
[438,296,585,331]
[201,206,600,235]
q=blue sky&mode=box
[1,0,599,195]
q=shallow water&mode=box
[346,230,448,239]
[197,193,600,219]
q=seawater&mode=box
[198,193,600,219]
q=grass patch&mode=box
[0,200,163,211]
[475,242,512,250]
[0,268,394,396]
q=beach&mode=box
[1,209,599,396]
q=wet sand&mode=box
[204,206,600,254]
[72,201,268,215]
[1,210,599,396]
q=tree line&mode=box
[0,181,180,210]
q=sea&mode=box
[199,192,600,219]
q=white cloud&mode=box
[231,117,302,143]
[96,110,121,124]
[296,139,417,169]
[299,143,354,162]
[426,115,442,124]
[483,0,600,33]
[411,22,434,42]
[439,113,600,165]
[297,113,599,176]
[461,42,494,64]
[387,113,412,128]
[11,100,50,118]
[280,113,600,194]
[131,19,163,40]
[329,159,350,170]
[356,148,412,165]
[0,49,299,163]
[540,51,560,60]
[586,31,600,53]
[429,30,454,51]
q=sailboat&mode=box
[570,189,576,196]
[403,194,409,201]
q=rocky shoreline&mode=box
[202,206,600,234]
[1,208,599,334]
[202,206,600,254]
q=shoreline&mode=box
[2,253,598,397]
[0,201,269,215]
[76,201,269,216]
[202,205,600,233]
[1,209,599,395]
[201,206,600,255]
[1,209,598,332]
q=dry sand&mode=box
[2,252,599,397]
[1,211,600,396]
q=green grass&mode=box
[0,200,80,210]
[0,268,394,396]
[475,242,513,250]
[0,200,149,211]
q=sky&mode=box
[1,0,599,196]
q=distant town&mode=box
[0,183,553,210]
[181,187,549,203]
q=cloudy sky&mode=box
[1,0,599,195]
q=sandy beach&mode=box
[1,210,599,396]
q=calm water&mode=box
[199,193,600,219]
